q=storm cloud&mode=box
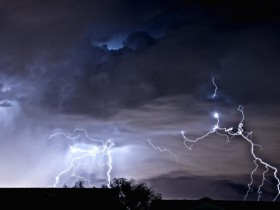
[0,0,280,200]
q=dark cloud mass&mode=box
[0,0,280,200]
[1,0,280,112]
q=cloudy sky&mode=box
[1,0,280,201]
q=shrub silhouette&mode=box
[103,178,162,210]
[63,178,161,209]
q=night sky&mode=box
[1,0,280,201]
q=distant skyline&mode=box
[0,0,280,201]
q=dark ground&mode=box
[0,188,279,209]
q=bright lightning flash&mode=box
[181,78,280,201]
[49,128,114,188]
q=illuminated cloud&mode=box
[0,0,279,201]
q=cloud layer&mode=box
[0,0,280,200]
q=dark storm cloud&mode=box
[1,1,280,199]
[146,175,248,200]
[0,101,12,107]
[147,173,278,200]
[0,0,172,115]
[1,0,280,116]
[0,0,168,63]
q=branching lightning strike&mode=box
[49,128,114,188]
[181,77,280,201]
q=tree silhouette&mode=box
[63,178,161,209]
[103,178,162,210]
[63,180,85,188]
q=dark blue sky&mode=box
[0,0,280,201]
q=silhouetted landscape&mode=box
[0,188,279,209]
[1,179,279,209]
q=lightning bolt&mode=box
[211,76,218,98]
[49,128,114,188]
[181,77,280,201]
[148,139,179,167]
